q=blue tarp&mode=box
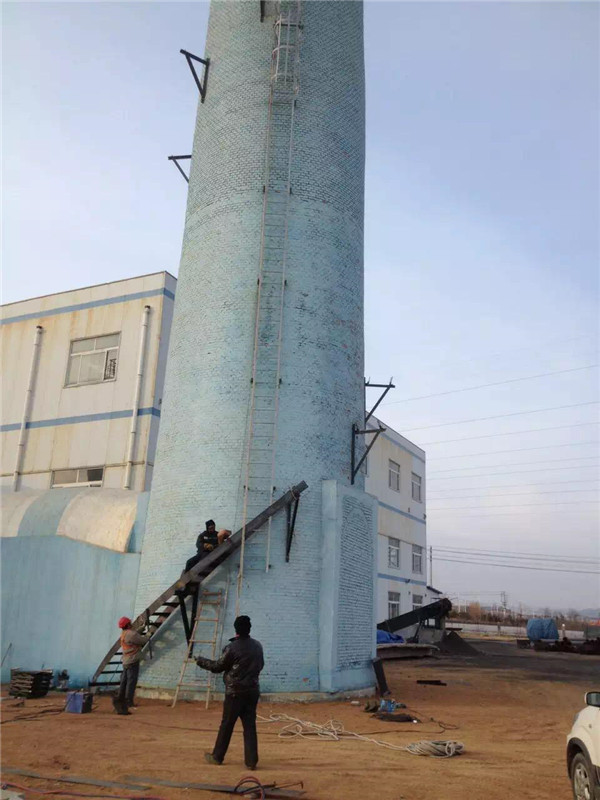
[377,629,405,644]
[526,618,559,642]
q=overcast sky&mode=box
[3,1,598,612]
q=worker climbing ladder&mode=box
[238,0,304,594]
[172,588,227,708]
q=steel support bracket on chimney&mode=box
[168,154,191,183]
[180,49,210,103]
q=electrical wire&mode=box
[382,364,598,405]
[401,401,599,433]
[421,422,598,445]
[428,488,599,501]
[430,500,599,509]
[428,479,599,491]
[434,551,599,565]
[432,545,599,562]
[427,465,599,480]
[428,442,599,461]
[431,556,599,574]
[428,508,593,516]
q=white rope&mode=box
[257,713,465,758]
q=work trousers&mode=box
[213,691,259,767]
[117,661,140,707]
[185,552,205,573]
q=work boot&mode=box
[112,697,131,715]
[245,763,258,770]
[204,753,222,766]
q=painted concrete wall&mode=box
[1,536,140,686]
[365,417,432,622]
[0,489,149,686]
[135,0,368,693]
[1,272,175,493]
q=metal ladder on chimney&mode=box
[172,588,227,708]
[237,0,304,603]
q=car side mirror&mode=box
[585,692,600,707]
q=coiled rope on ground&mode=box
[257,713,464,758]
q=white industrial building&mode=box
[365,421,439,622]
[1,272,175,493]
[1,271,439,623]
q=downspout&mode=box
[13,325,43,491]
[123,305,151,489]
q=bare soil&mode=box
[2,640,597,800]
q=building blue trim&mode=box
[378,500,426,525]
[1,288,175,326]
[0,407,160,433]
[377,572,427,587]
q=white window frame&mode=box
[65,333,121,388]
[387,537,400,569]
[51,466,105,488]
[411,472,422,502]
[388,591,401,619]
[412,544,423,574]
[388,459,401,492]
[412,593,424,610]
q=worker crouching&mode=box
[196,615,264,769]
[113,616,150,716]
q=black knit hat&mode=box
[234,615,251,636]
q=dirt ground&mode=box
[2,639,597,800]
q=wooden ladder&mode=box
[172,588,227,708]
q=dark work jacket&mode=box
[196,635,264,695]
[196,530,219,554]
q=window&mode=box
[66,334,120,387]
[412,544,423,574]
[388,459,400,492]
[412,593,424,610]
[387,537,400,568]
[388,591,400,619]
[411,473,422,502]
[51,467,104,488]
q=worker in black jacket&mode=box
[183,520,230,575]
[196,615,264,769]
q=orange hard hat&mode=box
[118,616,131,629]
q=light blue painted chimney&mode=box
[135,0,377,695]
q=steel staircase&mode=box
[89,481,307,690]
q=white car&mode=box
[567,691,600,800]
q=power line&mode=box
[432,545,599,563]
[401,401,599,433]
[432,556,599,575]
[428,465,599,480]
[428,479,600,494]
[431,500,599,509]
[428,441,600,461]
[411,334,595,371]
[429,489,599,501]
[429,457,599,474]
[382,365,597,405]
[421,422,599,446]
[429,508,594,516]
